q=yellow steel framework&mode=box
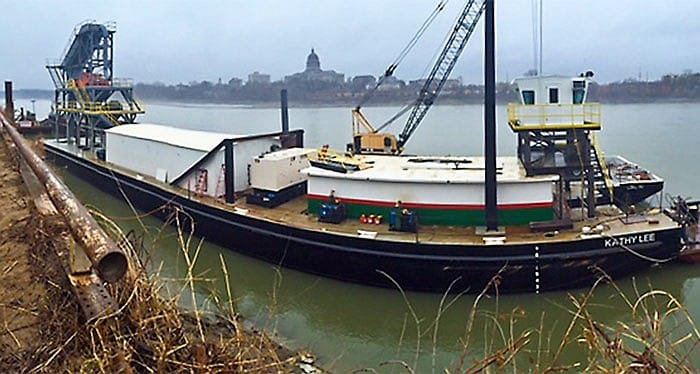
[507,103,601,131]
[58,79,145,127]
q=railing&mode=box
[507,103,601,131]
[58,79,145,127]
[61,79,144,114]
[45,58,63,67]
[591,132,614,200]
[317,145,364,170]
[56,101,145,114]
[104,21,117,32]
[111,78,134,87]
[60,19,97,63]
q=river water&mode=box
[39,99,699,371]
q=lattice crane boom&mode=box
[397,0,485,149]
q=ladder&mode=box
[214,164,227,202]
[194,170,208,197]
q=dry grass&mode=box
[3,206,306,373]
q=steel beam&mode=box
[484,0,498,231]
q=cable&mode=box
[356,1,448,109]
[376,99,418,132]
[392,0,448,70]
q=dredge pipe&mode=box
[0,112,128,283]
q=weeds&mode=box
[358,269,698,373]
[17,207,304,373]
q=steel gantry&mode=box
[46,21,144,149]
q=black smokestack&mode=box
[280,89,289,134]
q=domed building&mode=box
[284,48,344,85]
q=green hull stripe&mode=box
[308,199,553,226]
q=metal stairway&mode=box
[589,134,614,205]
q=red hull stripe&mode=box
[307,194,553,210]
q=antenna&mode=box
[538,0,543,75]
[530,0,543,75]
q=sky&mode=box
[1,0,699,89]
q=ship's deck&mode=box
[229,194,678,245]
[307,154,558,184]
[46,140,680,246]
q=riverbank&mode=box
[0,119,316,372]
[0,122,52,367]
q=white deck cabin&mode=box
[509,73,600,130]
[105,124,284,196]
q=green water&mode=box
[52,102,699,372]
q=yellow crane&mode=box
[351,0,485,155]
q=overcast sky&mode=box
[2,0,699,89]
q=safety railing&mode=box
[59,19,97,62]
[57,101,145,114]
[111,78,134,87]
[507,102,601,131]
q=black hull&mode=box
[45,144,683,294]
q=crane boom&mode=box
[397,0,485,149]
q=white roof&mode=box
[305,155,558,184]
[106,123,242,152]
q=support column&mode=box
[484,0,498,231]
[224,141,235,203]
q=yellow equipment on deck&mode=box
[351,108,401,155]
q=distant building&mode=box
[284,49,344,85]
[408,78,462,90]
[350,75,377,91]
[228,77,243,87]
[377,75,405,91]
[248,71,271,85]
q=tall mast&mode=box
[484,0,498,231]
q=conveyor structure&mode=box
[46,21,144,149]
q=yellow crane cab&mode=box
[350,108,401,155]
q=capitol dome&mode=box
[305,48,321,72]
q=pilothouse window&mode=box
[522,90,535,105]
[572,80,586,104]
[549,88,559,104]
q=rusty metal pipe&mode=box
[0,111,127,283]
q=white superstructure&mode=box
[304,155,557,207]
[105,123,283,196]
